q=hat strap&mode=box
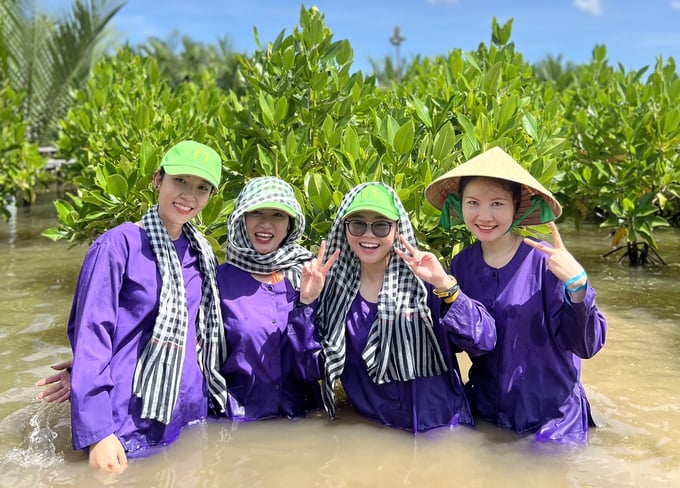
[438,193,463,230]
[508,195,556,231]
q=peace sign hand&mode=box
[394,235,452,289]
[523,222,586,285]
[299,240,340,304]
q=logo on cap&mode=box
[193,148,210,163]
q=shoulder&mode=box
[451,241,481,266]
[217,262,251,282]
[88,222,145,252]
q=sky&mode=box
[46,0,680,73]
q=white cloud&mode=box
[573,0,604,16]
[671,0,680,11]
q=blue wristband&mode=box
[562,271,587,304]
[568,282,588,293]
[564,271,587,288]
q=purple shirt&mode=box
[217,263,321,420]
[291,289,496,432]
[68,223,208,456]
[451,241,607,443]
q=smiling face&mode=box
[155,171,213,239]
[244,208,291,254]
[460,176,517,244]
[344,210,397,268]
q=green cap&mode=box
[342,183,399,220]
[160,140,222,189]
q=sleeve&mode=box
[286,299,323,381]
[427,284,497,357]
[545,266,607,359]
[67,238,125,450]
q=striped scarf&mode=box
[316,183,448,418]
[226,177,313,289]
[133,205,228,424]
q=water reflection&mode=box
[1,200,679,487]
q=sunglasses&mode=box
[344,220,395,238]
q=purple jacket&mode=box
[217,263,321,420]
[68,223,208,456]
[451,240,607,443]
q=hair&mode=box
[458,175,522,212]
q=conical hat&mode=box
[424,147,562,226]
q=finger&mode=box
[51,360,72,370]
[317,240,327,263]
[321,249,340,274]
[523,237,554,255]
[36,373,60,386]
[398,235,416,255]
[549,222,565,249]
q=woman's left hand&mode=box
[523,222,587,286]
[394,235,452,289]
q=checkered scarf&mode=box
[133,205,228,424]
[316,183,448,418]
[226,177,313,289]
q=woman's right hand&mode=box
[89,434,128,473]
[299,240,339,304]
[36,359,73,403]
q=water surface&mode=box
[1,199,679,487]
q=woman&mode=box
[300,182,496,432]
[424,146,608,443]
[66,140,228,471]
[218,176,336,420]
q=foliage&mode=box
[0,81,48,219]
[42,7,679,268]
[557,45,680,265]
[0,0,124,143]
[43,49,229,252]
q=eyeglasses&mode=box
[344,220,395,238]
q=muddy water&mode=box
[1,199,679,487]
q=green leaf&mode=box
[274,97,289,124]
[258,92,275,127]
[106,174,128,199]
[410,96,432,128]
[393,120,414,155]
[521,113,538,140]
[305,172,332,210]
[432,123,456,162]
[342,126,360,162]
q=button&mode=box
[274,384,280,391]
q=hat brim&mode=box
[163,162,220,189]
[424,147,562,226]
[245,201,297,217]
[342,205,400,221]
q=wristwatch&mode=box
[433,276,460,299]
